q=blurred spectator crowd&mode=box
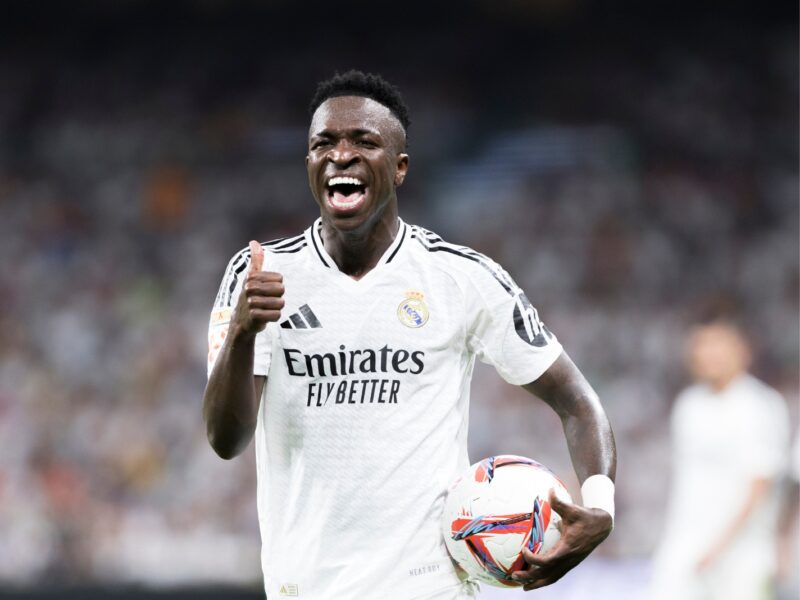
[0,2,796,589]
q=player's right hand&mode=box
[232,240,285,336]
[511,490,612,591]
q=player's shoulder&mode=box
[408,223,484,260]
[732,375,790,442]
[735,374,787,414]
[260,231,309,263]
[407,223,519,296]
[672,383,715,417]
[225,230,309,269]
[737,373,781,397]
[215,231,307,306]
[674,383,705,405]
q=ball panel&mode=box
[441,455,572,587]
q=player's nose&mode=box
[328,141,359,167]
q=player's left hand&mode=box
[695,543,723,573]
[510,489,613,591]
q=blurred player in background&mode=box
[202,71,617,599]
[646,319,790,600]
[775,434,799,600]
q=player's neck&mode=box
[320,205,400,280]
[706,371,745,393]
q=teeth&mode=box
[328,176,364,187]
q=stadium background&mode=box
[0,0,796,598]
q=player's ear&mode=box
[395,153,409,187]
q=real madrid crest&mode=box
[397,289,429,328]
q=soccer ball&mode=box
[441,455,571,587]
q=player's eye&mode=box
[311,140,331,150]
[357,139,378,148]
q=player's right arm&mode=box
[203,241,285,459]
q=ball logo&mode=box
[397,290,429,328]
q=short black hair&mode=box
[309,70,411,133]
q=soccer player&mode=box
[203,71,616,599]
[646,320,790,600]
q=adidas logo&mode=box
[280,304,322,329]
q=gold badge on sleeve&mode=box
[210,307,232,326]
[397,290,429,328]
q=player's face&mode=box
[686,324,751,389]
[306,96,409,232]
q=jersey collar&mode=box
[308,218,408,272]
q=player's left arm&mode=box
[512,351,617,591]
[695,476,771,572]
[697,392,789,572]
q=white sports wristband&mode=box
[581,475,615,524]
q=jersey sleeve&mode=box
[207,247,273,378]
[737,387,789,480]
[462,254,562,385]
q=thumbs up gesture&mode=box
[232,240,285,336]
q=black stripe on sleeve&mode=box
[414,237,516,296]
[271,243,307,254]
[227,256,250,304]
[215,248,245,306]
[266,234,306,250]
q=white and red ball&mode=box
[441,455,571,587]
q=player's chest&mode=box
[275,271,463,357]
[679,401,746,464]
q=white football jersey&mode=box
[208,218,563,600]
[646,374,789,600]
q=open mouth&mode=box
[326,176,367,212]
